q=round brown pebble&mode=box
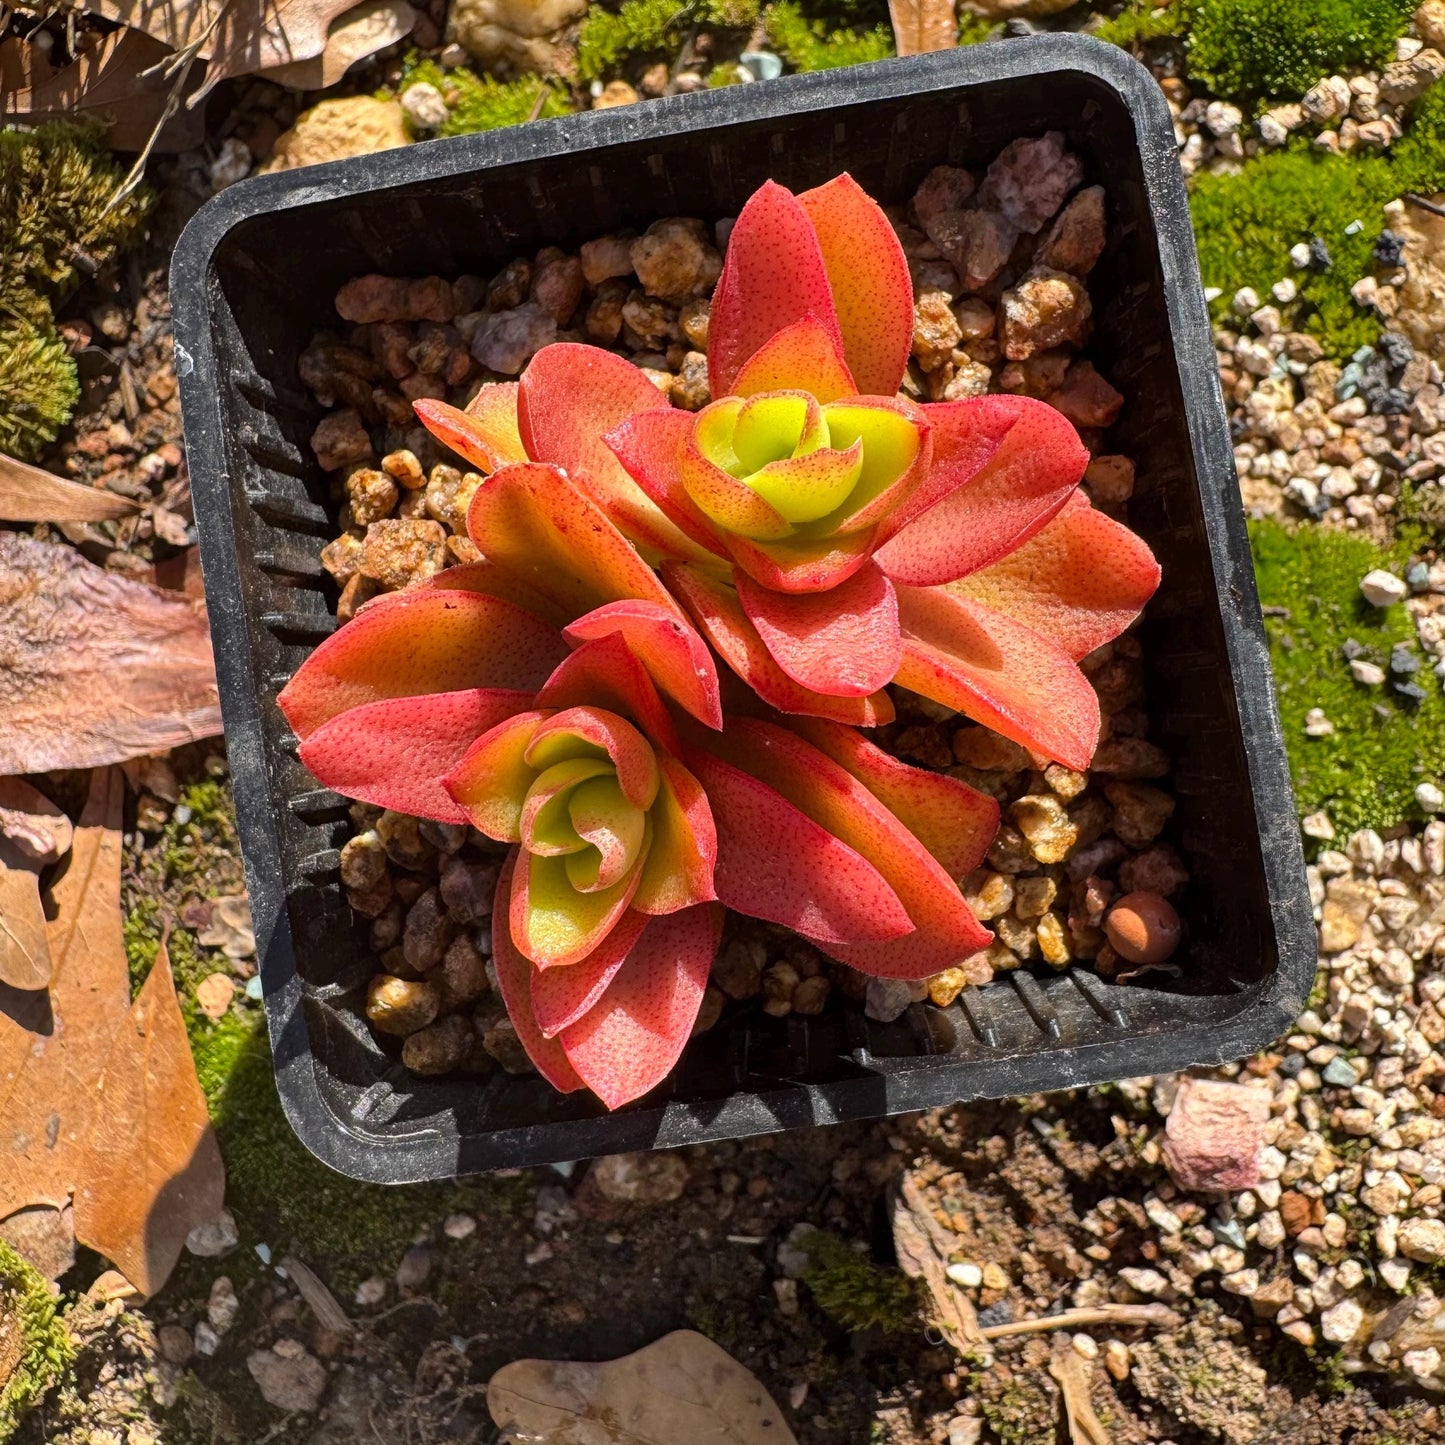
[1103,891,1181,965]
[366,975,440,1036]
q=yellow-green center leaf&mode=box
[520,849,644,965]
[730,393,824,475]
[746,443,864,525]
[567,776,648,890]
[521,757,614,855]
[813,403,923,526]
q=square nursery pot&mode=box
[172,33,1316,1183]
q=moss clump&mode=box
[0,319,80,462]
[1190,149,1398,360]
[801,1230,919,1334]
[0,1238,73,1435]
[1392,80,1445,196]
[1250,518,1445,838]
[1095,0,1187,50]
[1185,0,1414,103]
[397,57,570,135]
[576,0,761,82]
[764,0,892,71]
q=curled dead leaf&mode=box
[488,1329,798,1444]
[0,452,141,525]
[0,861,52,991]
[197,895,255,960]
[261,0,416,89]
[887,0,957,56]
[890,1174,985,1354]
[0,532,221,775]
[0,779,74,865]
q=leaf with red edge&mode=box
[519,343,708,561]
[703,718,990,977]
[446,710,552,841]
[736,561,900,698]
[895,586,1101,770]
[527,706,660,810]
[633,754,717,915]
[560,904,722,1109]
[709,181,845,399]
[663,562,895,726]
[684,747,912,943]
[876,395,1088,586]
[414,559,573,628]
[721,525,877,596]
[511,842,645,969]
[298,688,532,824]
[564,599,722,729]
[530,909,650,1038]
[277,589,567,740]
[492,855,586,1093]
[731,314,856,403]
[606,409,730,560]
[797,175,915,399]
[413,383,525,474]
[951,492,1160,661]
[783,716,999,883]
[537,633,681,755]
[467,462,681,624]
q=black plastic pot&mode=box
[172,34,1315,1183]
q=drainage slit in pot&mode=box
[1007,971,1061,1039]
[297,848,341,879]
[243,437,312,482]
[236,376,310,416]
[255,548,324,581]
[957,990,1000,1049]
[244,486,331,533]
[1067,967,1129,1029]
[261,610,339,641]
[289,788,349,819]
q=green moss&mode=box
[1095,0,1187,50]
[801,1230,919,1334]
[764,0,893,71]
[1190,149,1399,360]
[397,57,570,135]
[1392,81,1445,196]
[0,319,80,462]
[576,0,761,82]
[1250,518,1445,838]
[0,1238,74,1435]
[1185,0,1414,103]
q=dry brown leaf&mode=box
[0,1204,76,1282]
[0,769,225,1296]
[0,453,141,526]
[1049,1339,1111,1445]
[0,532,221,776]
[890,1174,985,1354]
[488,1329,799,1444]
[0,863,52,992]
[261,0,416,89]
[0,30,207,152]
[86,0,372,101]
[0,779,74,866]
[887,0,956,55]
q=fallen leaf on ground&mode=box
[0,452,141,525]
[197,895,255,960]
[194,972,235,1021]
[488,1328,799,1444]
[279,1256,351,1335]
[261,0,416,89]
[0,532,221,775]
[0,1204,75,1282]
[1049,1338,1111,1445]
[0,861,51,991]
[0,769,226,1296]
[887,0,956,56]
[0,30,207,151]
[0,779,74,865]
[890,1174,985,1353]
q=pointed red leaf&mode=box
[952,492,1160,660]
[466,462,680,623]
[721,526,877,595]
[530,908,650,1038]
[537,633,681,754]
[709,181,845,399]
[731,314,857,403]
[684,746,912,943]
[605,409,731,559]
[632,753,717,915]
[491,854,587,1093]
[564,599,723,729]
[277,589,567,740]
[702,718,990,977]
[736,560,900,697]
[298,687,531,824]
[797,174,915,398]
[663,561,895,726]
[413,383,526,473]
[560,904,722,1110]
[876,395,1089,586]
[895,586,1101,769]
[783,716,999,883]
[415,559,573,628]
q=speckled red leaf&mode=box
[277,588,566,740]
[527,706,659,810]
[663,562,895,726]
[709,181,845,399]
[797,174,915,397]
[735,560,900,697]
[560,905,723,1109]
[951,492,1160,660]
[606,409,732,560]
[895,586,1101,770]
[530,909,650,1039]
[632,754,717,916]
[413,385,526,474]
[297,688,532,824]
[731,314,856,403]
[445,709,551,841]
[414,559,574,629]
[876,395,1089,586]
[536,633,681,755]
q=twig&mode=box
[1405,193,1445,220]
[525,79,552,123]
[979,1302,1180,1340]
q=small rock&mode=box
[195,972,235,1021]
[210,137,253,189]
[865,976,914,1023]
[159,1323,194,1364]
[443,1212,477,1240]
[470,302,557,374]
[208,1275,240,1334]
[186,1208,239,1258]
[1103,892,1181,965]
[631,219,721,303]
[1161,1077,1269,1192]
[1319,1297,1365,1344]
[593,80,640,108]
[1350,658,1386,685]
[401,81,449,132]
[978,131,1083,234]
[194,1321,221,1357]
[999,268,1092,361]
[1415,782,1444,812]
[267,97,408,172]
[946,1261,983,1288]
[354,1277,387,1307]
[1399,1217,1445,1263]
[395,1243,434,1289]
[588,1151,687,1204]
[1361,569,1408,607]
[247,1340,329,1413]
[310,409,372,472]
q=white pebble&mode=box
[1403,1346,1441,1378]
[443,1212,477,1240]
[1304,708,1335,737]
[1231,286,1260,316]
[1271,278,1298,303]
[1071,1333,1099,1359]
[946,1261,984,1288]
[1360,569,1407,607]
[1415,782,1444,812]
[1350,658,1386,686]
[354,1276,387,1307]
[401,82,449,132]
[193,1321,220,1357]
[1301,810,1335,839]
[1319,1297,1365,1343]
[1289,242,1313,268]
